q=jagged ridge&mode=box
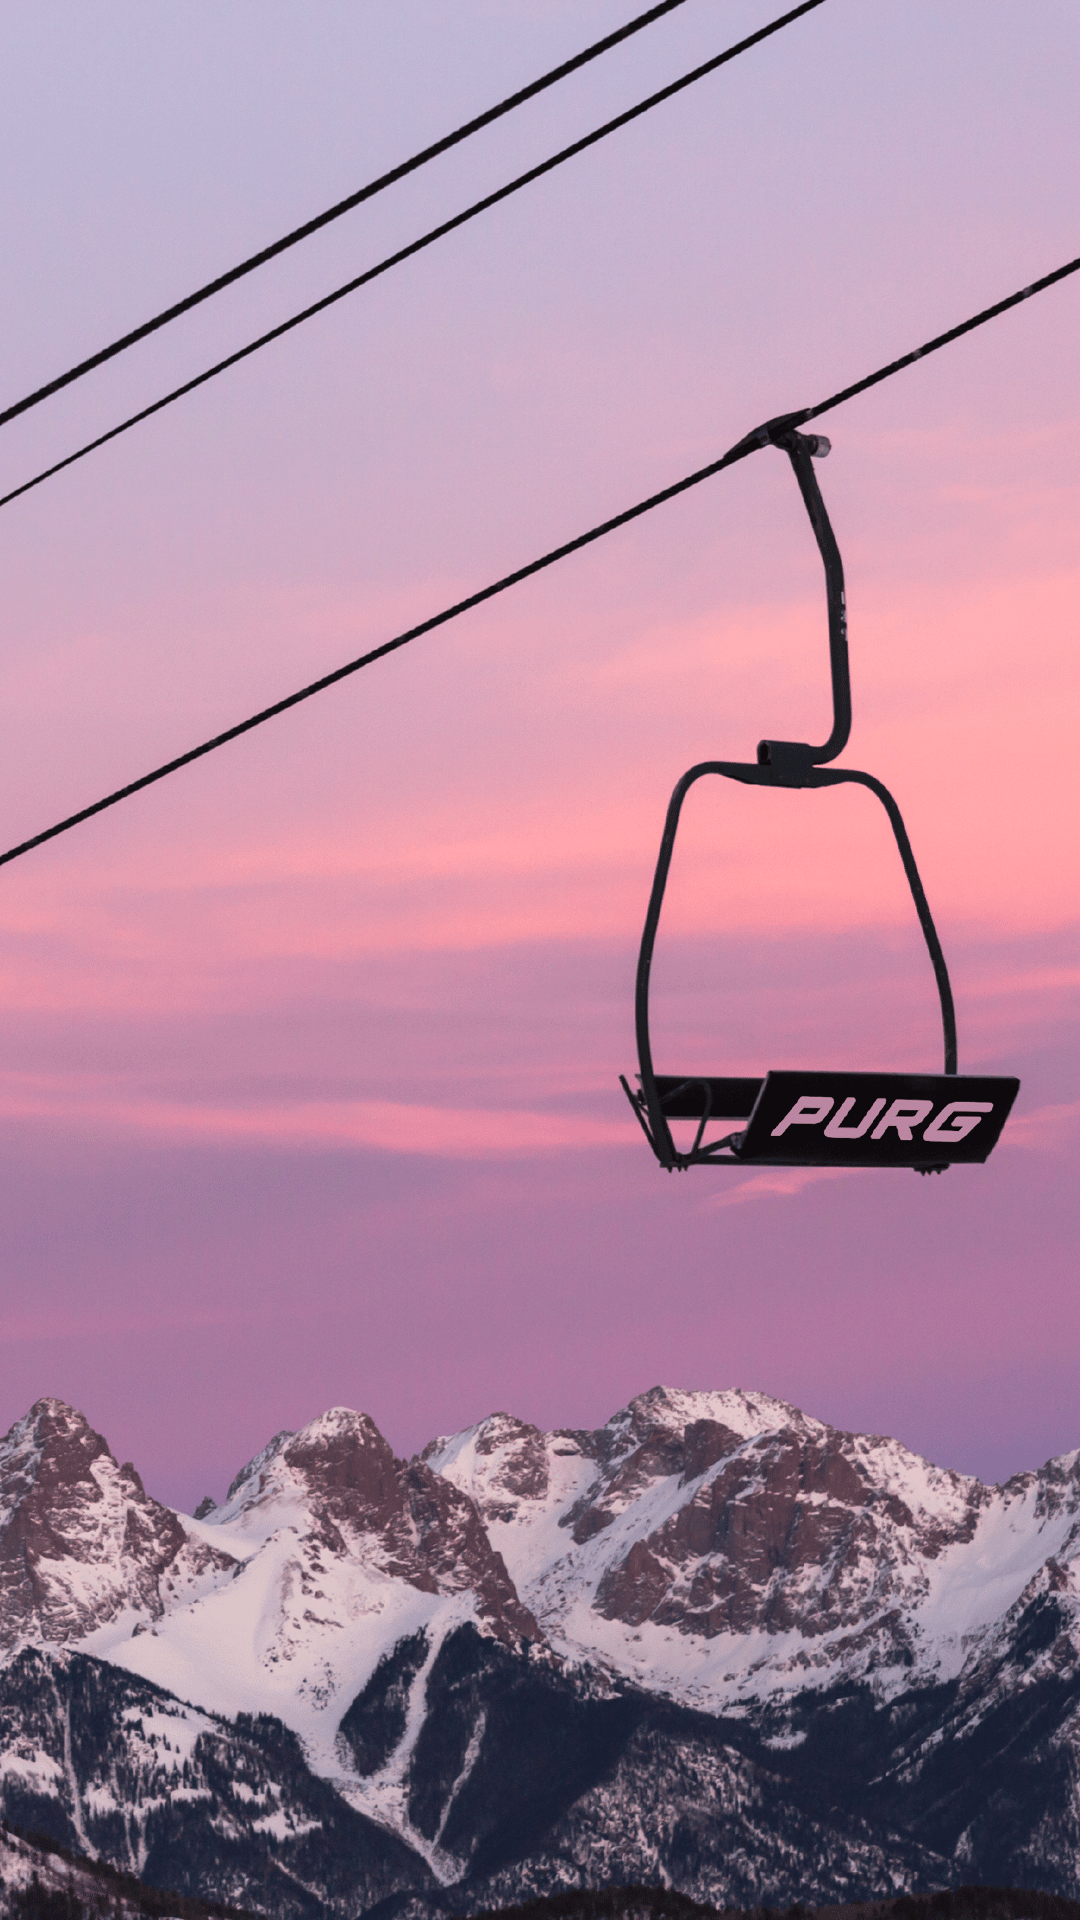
[0,1389,1078,1913]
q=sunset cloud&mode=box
[0,0,1075,1506]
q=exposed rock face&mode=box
[0,1400,235,1653]
[422,1413,552,1524]
[217,1407,539,1647]
[430,1386,1075,1702]
[3,1388,1080,1912]
[592,1422,974,1639]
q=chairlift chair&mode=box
[620,427,1018,1174]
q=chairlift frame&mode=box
[620,427,1018,1174]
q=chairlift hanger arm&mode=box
[755,430,851,777]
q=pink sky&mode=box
[0,0,1076,1509]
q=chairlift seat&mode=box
[622,427,1020,1176]
[646,1070,1018,1170]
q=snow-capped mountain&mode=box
[0,1389,1079,1916]
[0,1400,237,1653]
[425,1387,1080,1710]
[102,1405,536,1731]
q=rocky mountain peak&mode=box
[283,1409,402,1525]
[0,1400,236,1653]
[422,1413,552,1525]
[4,1388,1080,1917]
[224,1427,294,1503]
[1029,1448,1080,1522]
[425,1390,1080,1713]
[217,1410,397,1531]
[607,1385,821,1453]
[209,1404,542,1648]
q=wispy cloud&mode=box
[0,1076,637,1159]
[1001,1101,1080,1152]
[703,1165,855,1211]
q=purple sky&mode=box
[0,1,1076,1510]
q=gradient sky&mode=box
[0,0,1076,1511]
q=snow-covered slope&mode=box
[7,1390,1080,1740]
[85,1403,538,1855]
[426,1385,1080,1710]
[3,1388,1080,1911]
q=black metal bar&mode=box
[633,758,958,1164]
[634,769,700,1166]
[619,1073,659,1153]
[755,431,850,774]
[780,433,850,763]
[807,768,958,1074]
[633,435,863,1168]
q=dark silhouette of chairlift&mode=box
[620,426,1019,1174]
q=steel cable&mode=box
[0,0,694,431]
[0,0,828,514]
[1,250,1077,872]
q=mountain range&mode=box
[0,1387,1078,1916]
